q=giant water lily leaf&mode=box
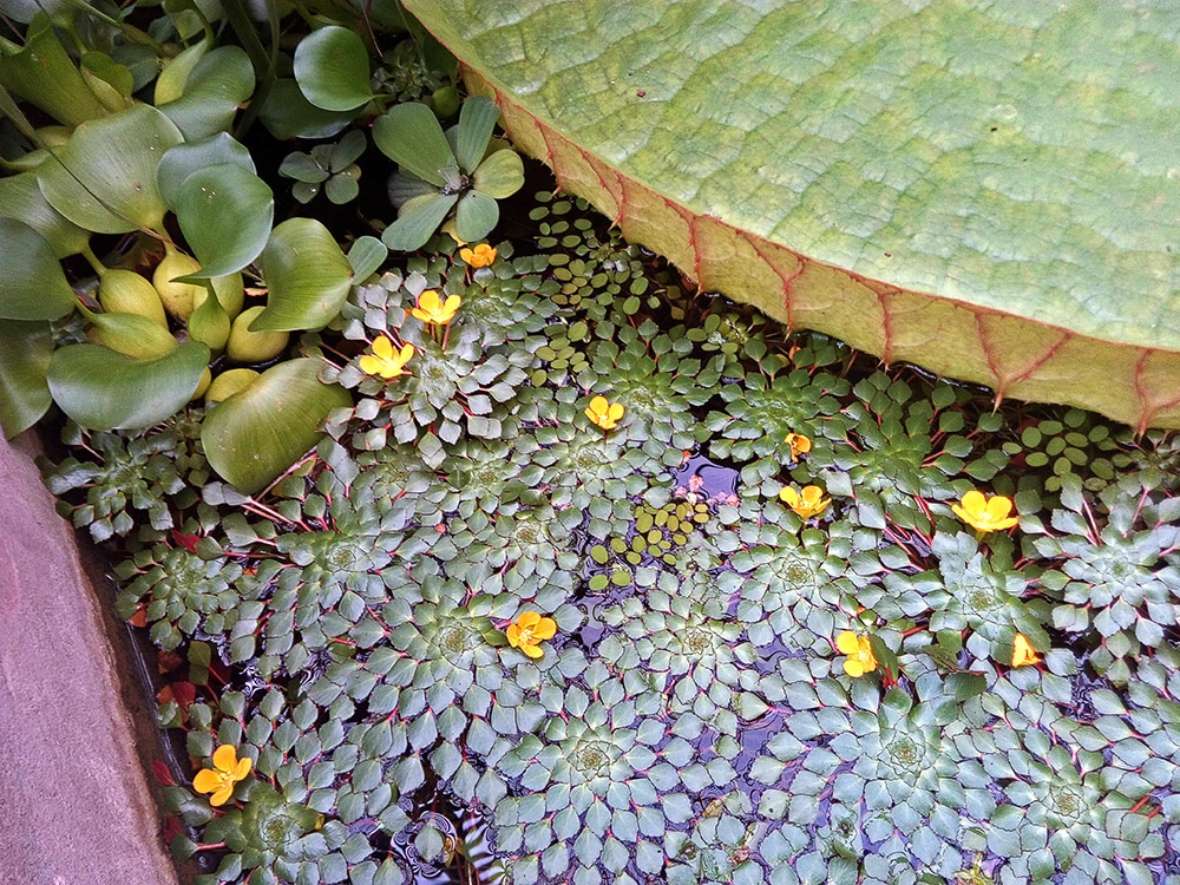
[201,357,351,494]
[405,0,1180,430]
[0,218,77,320]
[174,164,274,277]
[252,218,353,331]
[0,319,52,437]
[0,171,89,257]
[47,340,209,430]
[37,103,183,234]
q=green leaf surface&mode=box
[382,192,456,251]
[0,17,108,126]
[405,0,1180,429]
[175,164,275,277]
[259,79,357,140]
[252,218,353,331]
[156,45,255,140]
[455,95,498,174]
[0,319,52,437]
[473,148,523,199]
[373,102,454,187]
[293,25,373,111]
[157,133,258,209]
[201,357,352,494]
[47,341,209,430]
[37,103,183,234]
[454,189,498,243]
[0,171,89,257]
[347,236,388,281]
[0,218,77,320]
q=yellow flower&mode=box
[835,631,878,678]
[1011,633,1041,668]
[585,395,624,431]
[193,744,252,807]
[410,289,461,325]
[951,490,1019,534]
[358,337,414,380]
[779,484,830,519]
[459,243,497,268]
[506,610,557,659]
[784,432,812,460]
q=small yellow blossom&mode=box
[1011,633,1041,668]
[459,243,497,268]
[585,395,624,431]
[193,744,252,807]
[952,490,1018,534]
[835,631,878,678]
[358,337,414,380]
[779,484,830,519]
[411,289,461,325]
[506,611,557,659]
[784,432,812,461]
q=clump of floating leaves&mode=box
[44,188,1180,884]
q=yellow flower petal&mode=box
[844,658,865,678]
[233,756,252,780]
[960,489,986,517]
[835,631,860,655]
[522,642,544,659]
[532,617,557,640]
[358,354,381,376]
[210,784,234,807]
[589,395,608,416]
[212,744,238,773]
[193,768,221,795]
[419,290,441,311]
[459,247,475,264]
[985,495,1014,521]
[607,402,624,422]
[1012,633,1041,667]
[779,487,800,508]
[506,623,521,647]
[518,610,542,629]
[372,336,393,359]
[398,343,415,364]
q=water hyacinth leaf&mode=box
[0,172,88,257]
[157,133,257,209]
[252,218,354,331]
[454,190,498,243]
[405,0,1180,428]
[382,192,457,251]
[154,35,211,105]
[0,218,76,320]
[455,95,498,173]
[0,319,52,437]
[157,46,255,139]
[372,102,454,187]
[37,103,183,234]
[201,357,352,493]
[258,79,357,140]
[472,149,524,199]
[78,52,134,111]
[47,341,209,430]
[293,25,374,111]
[0,16,108,125]
[347,236,388,281]
[174,164,275,278]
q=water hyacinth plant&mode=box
[2,4,1179,885]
